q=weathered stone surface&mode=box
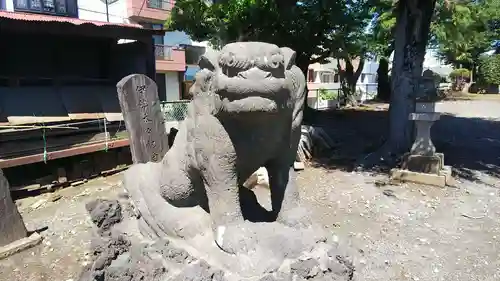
[123,42,310,253]
[116,74,169,164]
[414,102,436,113]
[408,103,440,156]
[0,169,27,247]
[402,154,442,174]
[80,42,354,281]
[415,69,439,102]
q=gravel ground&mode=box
[1,99,499,281]
[0,175,125,281]
[298,169,500,281]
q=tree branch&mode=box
[310,53,332,64]
[384,40,395,57]
[354,58,365,80]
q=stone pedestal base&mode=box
[390,165,456,187]
[401,153,444,174]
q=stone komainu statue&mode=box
[125,42,308,254]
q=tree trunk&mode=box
[357,0,437,168]
[387,0,437,154]
[0,169,27,247]
[338,57,364,106]
[376,56,391,101]
[296,55,316,124]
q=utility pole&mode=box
[105,0,109,22]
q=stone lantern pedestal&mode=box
[390,102,455,187]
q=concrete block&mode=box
[390,169,446,187]
[293,161,305,171]
[0,233,43,260]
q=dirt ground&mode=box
[1,98,500,281]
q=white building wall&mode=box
[1,0,130,23]
[165,72,180,101]
[3,0,14,11]
[77,0,129,23]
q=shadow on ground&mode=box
[306,106,500,181]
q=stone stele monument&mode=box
[79,42,354,281]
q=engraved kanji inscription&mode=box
[151,153,159,162]
[146,138,157,149]
[142,114,153,123]
[136,85,147,95]
[138,98,148,111]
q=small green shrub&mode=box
[318,88,338,100]
[478,54,500,85]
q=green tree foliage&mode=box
[478,54,500,85]
[368,0,499,98]
[167,0,376,104]
[433,0,500,70]
[449,68,471,90]
[368,0,397,57]
[449,68,471,79]
[168,0,348,70]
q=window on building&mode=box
[55,0,66,13]
[139,23,165,45]
[307,69,314,82]
[321,73,334,83]
[147,0,171,10]
[334,73,340,83]
[16,0,28,8]
[43,0,55,12]
[14,0,77,17]
[141,23,164,30]
[153,35,164,45]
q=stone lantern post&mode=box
[390,70,455,187]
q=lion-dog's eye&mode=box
[219,52,237,67]
[269,53,284,69]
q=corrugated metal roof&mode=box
[0,10,143,29]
